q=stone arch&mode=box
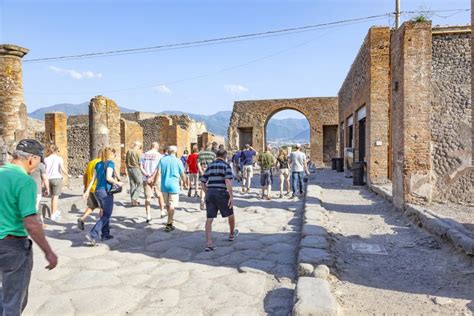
[227,97,339,166]
[263,106,310,150]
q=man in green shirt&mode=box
[198,143,216,210]
[125,141,143,206]
[0,139,58,315]
[258,146,275,200]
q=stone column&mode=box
[0,44,29,164]
[390,21,433,209]
[45,112,68,184]
[89,95,121,171]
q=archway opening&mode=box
[265,109,310,157]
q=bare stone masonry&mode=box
[228,97,339,166]
[45,112,69,184]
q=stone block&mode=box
[300,235,329,250]
[293,277,341,316]
[312,264,330,279]
[297,248,333,266]
[302,225,327,237]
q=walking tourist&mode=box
[231,150,242,182]
[30,161,49,225]
[44,144,70,221]
[141,142,165,222]
[201,149,238,251]
[156,146,185,232]
[125,141,143,206]
[180,149,189,190]
[0,139,58,315]
[276,148,291,198]
[289,144,309,198]
[186,146,200,198]
[77,151,102,230]
[257,146,275,200]
[198,143,216,210]
[240,144,256,193]
[211,141,219,154]
[83,147,123,244]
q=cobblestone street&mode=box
[24,177,302,315]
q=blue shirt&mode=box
[241,150,256,166]
[95,160,115,191]
[158,155,184,194]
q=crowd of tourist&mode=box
[0,137,310,315]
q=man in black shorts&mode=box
[200,149,238,251]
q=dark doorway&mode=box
[358,117,366,162]
[323,125,338,163]
[238,128,253,149]
[348,125,353,148]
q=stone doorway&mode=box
[323,125,338,163]
[227,97,339,166]
[238,127,253,149]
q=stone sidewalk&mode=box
[24,178,303,315]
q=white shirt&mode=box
[44,154,64,179]
[289,151,306,173]
[141,149,162,181]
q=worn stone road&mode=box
[313,169,474,315]
[24,177,302,315]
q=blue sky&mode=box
[0,0,470,119]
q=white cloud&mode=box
[224,84,249,94]
[153,85,172,94]
[49,66,102,80]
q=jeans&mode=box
[90,188,114,239]
[291,171,305,195]
[0,238,33,316]
[127,167,142,202]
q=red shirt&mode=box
[187,153,199,174]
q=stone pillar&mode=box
[0,44,29,164]
[390,21,433,209]
[89,95,121,171]
[120,118,143,174]
[45,112,68,184]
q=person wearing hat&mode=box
[0,139,58,315]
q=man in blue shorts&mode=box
[201,149,238,251]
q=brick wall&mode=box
[45,112,69,183]
[391,21,433,209]
[228,97,338,166]
[338,27,391,185]
[120,119,144,174]
[67,124,89,176]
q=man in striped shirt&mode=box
[198,143,216,210]
[201,149,238,251]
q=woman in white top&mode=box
[44,144,70,221]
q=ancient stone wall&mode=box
[431,28,473,203]
[0,44,29,163]
[120,119,144,174]
[391,21,433,209]
[338,27,391,185]
[138,116,172,151]
[45,112,69,183]
[89,96,121,171]
[198,132,225,150]
[228,97,338,166]
[67,123,89,176]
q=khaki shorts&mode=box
[49,178,63,196]
[143,182,156,201]
[162,192,179,208]
[243,165,253,178]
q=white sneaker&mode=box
[146,212,152,223]
[51,211,61,221]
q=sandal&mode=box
[229,229,240,241]
[205,245,215,252]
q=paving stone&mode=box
[233,240,264,250]
[268,242,296,253]
[298,248,333,265]
[298,263,314,276]
[302,224,328,237]
[70,258,120,271]
[147,271,190,288]
[293,277,340,316]
[62,270,122,291]
[238,259,275,274]
[219,273,267,297]
[312,264,330,279]
[300,235,329,249]
[160,247,193,261]
[148,289,180,307]
[272,264,296,280]
[59,243,109,259]
[35,268,73,282]
[35,294,75,315]
[113,261,158,276]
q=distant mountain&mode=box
[29,103,309,142]
[28,102,134,120]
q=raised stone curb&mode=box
[293,176,342,315]
[371,184,474,256]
